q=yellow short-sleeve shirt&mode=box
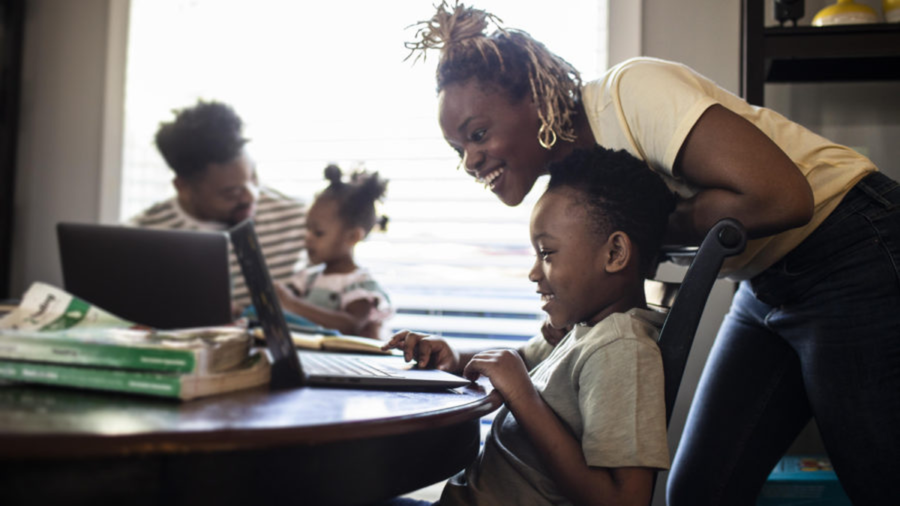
[582,57,875,280]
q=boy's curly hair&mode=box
[546,146,677,277]
[154,100,248,179]
[319,164,389,235]
[406,1,581,149]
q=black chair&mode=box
[651,217,747,425]
[646,218,746,505]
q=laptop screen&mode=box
[229,219,305,389]
[57,223,232,329]
[229,219,472,391]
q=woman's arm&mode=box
[667,104,814,244]
[465,351,654,506]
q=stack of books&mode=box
[0,282,271,401]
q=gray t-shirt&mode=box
[441,308,669,506]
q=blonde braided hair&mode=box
[406,1,582,149]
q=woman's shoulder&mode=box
[588,57,701,90]
[583,57,711,122]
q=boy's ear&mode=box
[604,231,632,274]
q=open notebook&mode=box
[229,219,471,390]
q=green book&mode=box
[0,282,252,375]
[0,351,271,401]
[0,327,252,374]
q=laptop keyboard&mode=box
[302,353,398,378]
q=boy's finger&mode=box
[463,368,481,381]
[416,341,431,369]
[381,331,406,350]
[404,336,418,362]
[462,359,482,381]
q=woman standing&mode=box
[407,2,900,505]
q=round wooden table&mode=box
[0,380,502,506]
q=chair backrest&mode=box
[651,218,747,425]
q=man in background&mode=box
[129,100,307,314]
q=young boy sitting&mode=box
[383,145,677,506]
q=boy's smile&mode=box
[529,188,610,328]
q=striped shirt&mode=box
[128,187,307,311]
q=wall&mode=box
[643,0,741,90]
[11,0,112,295]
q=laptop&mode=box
[57,222,233,329]
[229,219,472,390]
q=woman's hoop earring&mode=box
[538,125,557,150]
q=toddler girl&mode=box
[275,164,392,340]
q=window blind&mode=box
[120,0,608,340]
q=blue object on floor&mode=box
[757,455,851,506]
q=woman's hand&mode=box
[463,349,535,407]
[382,330,461,372]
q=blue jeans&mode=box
[667,172,900,506]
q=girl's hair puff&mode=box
[318,164,389,235]
[405,1,582,149]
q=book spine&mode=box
[0,359,183,399]
[0,338,198,373]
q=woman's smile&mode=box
[439,80,554,207]
[477,167,505,190]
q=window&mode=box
[120,0,609,341]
